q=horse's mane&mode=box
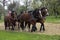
[41,7,47,10]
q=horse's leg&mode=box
[28,23,31,32]
[42,23,45,31]
[4,21,7,30]
[30,20,37,32]
[25,22,27,28]
[20,22,22,30]
[11,23,14,30]
[18,22,20,30]
[12,26,14,30]
[8,23,10,30]
[40,23,42,31]
[23,22,27,31]
[13,22,16,30]
[20,22,25,31]
[31,24,37,32]
[8,24,10,30]
[40,23,45,31]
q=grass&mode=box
[0,16,4,23]
[0,19,4,23]
[46,16,60,23]
[0,30,60,40]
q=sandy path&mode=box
[35,23,60,35]
[0,22,60,35]
[0,22,5,30]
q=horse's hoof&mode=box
[11,28,14,30]
[43,29,45,32]
[13,29,14,30]
[35,27,37,30]
[34,30,35,32]
[31,29,36,32]
[9,28,10,30]
[35,29,37,31]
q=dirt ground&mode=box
[0,22,60,35]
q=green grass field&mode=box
[0,30,60,40]
[0,16,4,23]
[46,16,60,23]
[0,19,4,23]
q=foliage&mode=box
[15,6,27,15]
[8,1,16,10]
[0,4,5,20]
[0,16,4,23]
[41,0,60,16]
[32,0,41,9]
[17,0,60,16]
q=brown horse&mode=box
[25,7,49,32]
[4,11,17,30]
[17,7,49,32]
[17,11,37,31]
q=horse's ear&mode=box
[41,7,47,10]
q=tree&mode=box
[0,4,4,20]
[31,0,42,9]
[41,0,60,17]
[8,1,16,10]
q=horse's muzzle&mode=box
[46,12,49,16]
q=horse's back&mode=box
[20,13,31,21]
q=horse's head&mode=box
[11,11,17,21]
[40,7,49,16]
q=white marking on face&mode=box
[45,9,48,12]
[45,9,49,16]
[39,10,42,17]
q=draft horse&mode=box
[18,7,49,32]
[25,7,49,32]
[17,11,37,31]
[4,11,17,30]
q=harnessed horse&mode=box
[17,7,49,32]
[4,11,17,30]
